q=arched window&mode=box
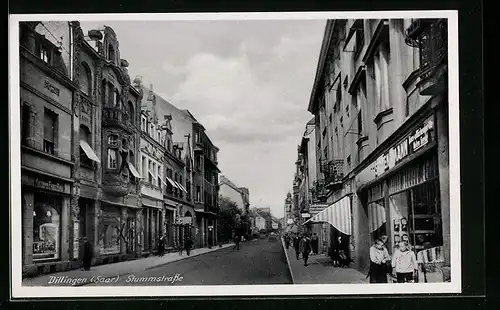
[79,62,92,95]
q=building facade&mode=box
[137,84,166,255]
[305,18,450,282]
[219,175,249,215]
[20,21,77,277]
[20,22,146,278]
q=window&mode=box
[167,138,171,152]
[114,91,120,108]
[157,165,161,189]
[196,185,201,202]
[347,155,351,168]
[141,116,147,132]
[79,62,92,95]
[129,151,136,184]
[32,196,61,261]
[107,149,117,169]
[354,27,364,60]
[323,147,328,160]
[107,83,114,107]
[141,156,147,177]
[186,180,191,200]
[128,101,134,123]
[21,104,30,144]
[43,108,57,155]
[150,124,154,137]
[108,135,118,147]
[40,44,50,63]
[357,111,363,135]
[157,132,161,142]
[152,162,157,186]
[346,104,350,118]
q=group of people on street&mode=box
[368,235,419,283]
[156,234,193,257]
[283,232,319,267]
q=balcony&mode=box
[310,180,328,203]
[323,159,344,191]
[102,107,130,131]
[405,19,448,96]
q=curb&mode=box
[144,243,234,271]
[281,237,295,284]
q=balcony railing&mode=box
[310,180,328,203]
[103,107,130,127]
[323,159,344,190]
[405,19,448,81]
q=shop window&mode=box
[98,209,120,255]
[32,197,60,261]
[43,108,57,155]
[107,149,118,169]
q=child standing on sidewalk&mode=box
[391,241,418,283]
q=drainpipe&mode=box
[69,21,74,81]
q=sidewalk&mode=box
[282,238,368,284]
[23,243,234,286]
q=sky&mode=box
[81,19,326,218]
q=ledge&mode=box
[22,145,74,166]
[373,108,394,125]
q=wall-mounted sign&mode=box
[301,213,311,218]
[360,116,435,182]
[309,204,329,215]
[44,80,60,96]
[34,177,66,193]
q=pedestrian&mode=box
[368,237,391,283]
[185,237,193,256]
[158,235,165,257]
[284,233,291,250]
[391,241,418,283]
[293,234,301,260]
[300,234,312,266]
[311,233,319,255]
[233,234,241,251]
[178,238,183,256]
[82,240,93,271]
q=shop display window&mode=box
[33,199,61,261]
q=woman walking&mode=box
[368,237,391,283]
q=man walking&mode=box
[293,233,301,260]
[233,234,241,251]
[311,233,319,255]
[185,237,193,256]
[300,234,312,266]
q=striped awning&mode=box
[165,177,178,188]
[302,196,352,235]
[368,201,386,233]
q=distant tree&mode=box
[218,196,242,242]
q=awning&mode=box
[126,161,142,178]
[302,196,352,235]
[175,181,188,193]
[165,177,178,188]
[368,201,386,233]
[79,140,100,163]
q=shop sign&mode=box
[301,213,311,218]
[34,177,66,193]
[361,116,435,181]
[309,204,329,216]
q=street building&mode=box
[219,175,250,215]
[301,18,450,281]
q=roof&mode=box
[307,20,336,114]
